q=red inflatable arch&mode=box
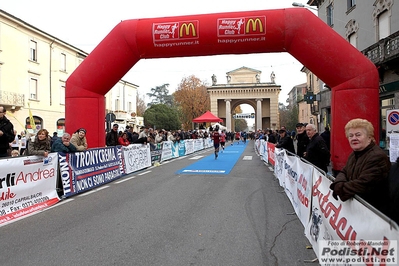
[66,8,379,172]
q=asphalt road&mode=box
[0,141,317,266]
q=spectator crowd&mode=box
[0,104,397,225]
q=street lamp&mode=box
[292,2,306,7]
[292,2,318,11]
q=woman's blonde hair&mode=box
[344,118,375,142]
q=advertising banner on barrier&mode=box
[282,151,298,210]
[150,143,163,163]
[306,167,399,265]
[185,139,194,155]
[122,144,152,174]
[267,142,276,166]
[194,139,204,152]
[171,141,180,158]
[204,138,212,149]
[178,141,186,157]
[259,140,268,162]
[274,148,285,187]
[255,139,261,154]
[273,148,312,227]
[0,154,60,225]
[58,147,122,197]
[294,159,313,227]
[160,141,173,162]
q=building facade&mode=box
[307,0,399,148]
[287,69,328,132]
[0,10,140,137]
[207,67,281,131]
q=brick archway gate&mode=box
[207,67,280,132]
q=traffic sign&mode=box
[106,113,116,123]
[387,109,399,133]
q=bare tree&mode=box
[173,75,210,129]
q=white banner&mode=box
[194,139,204,152]
[294,159,313,227]
[283,151,299,211]
[272,149,313,227]
[160,141,173,162]
[274,148,285,187]
[185,139,194,155]
[122,144,152,174]
[305,167,399,266]
[0,154,60,225]
[233,113,255,119]
[260,140,268,162]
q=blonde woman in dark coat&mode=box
[330,119,390,215]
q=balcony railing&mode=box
[311,103,319,115]
[386,34,399,60]
[0,90,25,107]
[363,31,399,65]
[113,110,129,120]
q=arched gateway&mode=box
[208,67,280,131]
[66,8,379,172]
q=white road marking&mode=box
[138,171,151,176]
[189,156,204,160]
[115,176,136,183]
[243,156,252,160]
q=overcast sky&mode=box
[1,0,315,111]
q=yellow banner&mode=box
[28,102,36,130]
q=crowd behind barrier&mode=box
[254,139,399,265]
[0,138,213,225]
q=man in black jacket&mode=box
[0,106,15,157]
[320,126,331,151]
[267,129,276,144]
[295,123,309,158]
[275,128,295,154]
[106,124,119,146]
[304,124,330,173]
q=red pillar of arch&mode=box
[66,8,378,172]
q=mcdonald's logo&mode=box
[153,20,199,43]
[245,18,264,34]
[179,22,197,38]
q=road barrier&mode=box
[0,139,213,226]
[255,139,399,265]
